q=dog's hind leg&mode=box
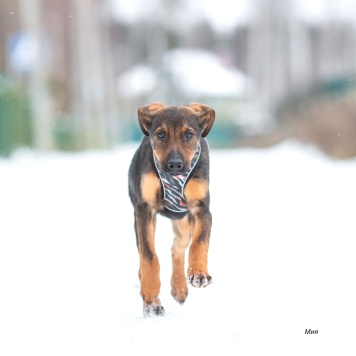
[171,215,191,304]
[135,204,164,317]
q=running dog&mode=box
[128,103,215,316]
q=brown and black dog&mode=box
[128,103,215,317]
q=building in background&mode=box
[1,0,356,157]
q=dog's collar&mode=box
[153,145,201,213]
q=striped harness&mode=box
[153,145,201,213]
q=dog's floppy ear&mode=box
[138,103,165,136]
[187,103,215,137]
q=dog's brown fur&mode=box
[128,103,215,316]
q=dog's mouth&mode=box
[166,169,188,176]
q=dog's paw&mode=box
[171,286,188,304]
[143,303,165,317]
[171,275,188,304]
[187,273,212,288]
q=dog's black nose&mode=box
[167,158,183,172]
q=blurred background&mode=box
[1,0,356,158]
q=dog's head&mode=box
[138,103,215,174]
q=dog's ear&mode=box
[138,103,165,136]
[187,103,215,137]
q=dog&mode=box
[128,103,215,317]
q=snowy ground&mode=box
[0,141,355,356]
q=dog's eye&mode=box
[157,131,166,140]
[184,131,194,140]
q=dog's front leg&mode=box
[171,215,191,303]
[135,203,163,316]
[187,206,213,288]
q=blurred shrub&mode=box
[0,76,33,157]
[53,115,78,151]
[238,76,356,159]
[277,77,356,159]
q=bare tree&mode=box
[71,0,109,149]
[18,0,55,151]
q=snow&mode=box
[118,64,156,98]
[165,49,252,98]
[111,0,356,35]
[110,0,250,33]
[118,49,252,99]
[296,0,356,23]
[189,0,251,33]
[0,141,355,355]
